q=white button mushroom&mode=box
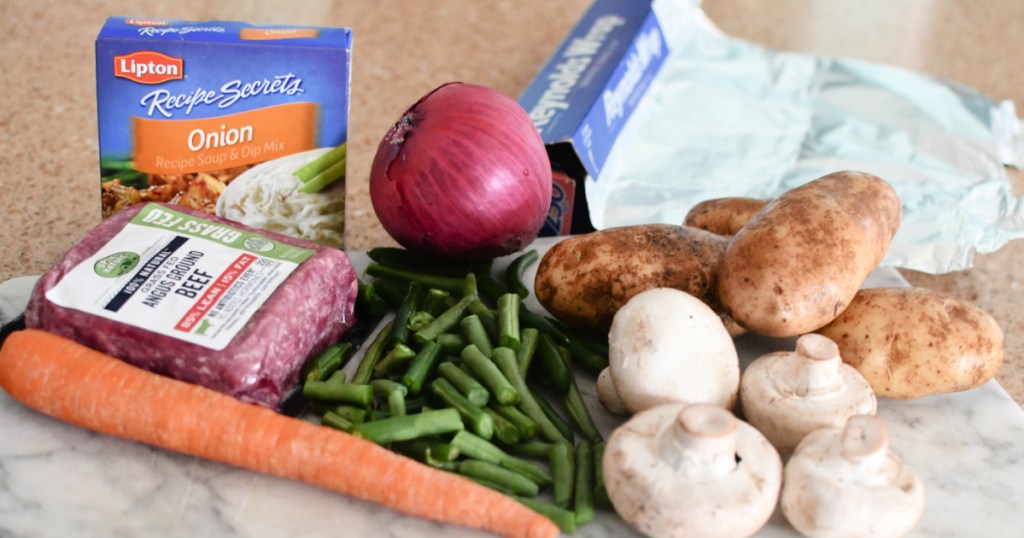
[596,366,628,415]
[781,414,925,538]
[607,288,740,413]
[739,333,876,454]
[603,403,782,538]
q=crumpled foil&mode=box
[589,3,1024,274]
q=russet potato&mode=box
[534,224,742,335]
[817,287,1004,399]
[683,197,768,236]
[717,171,902,337]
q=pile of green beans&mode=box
[301,247,612,533]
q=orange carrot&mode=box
[0,329,558,538]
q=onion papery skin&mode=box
[369,82,553,261]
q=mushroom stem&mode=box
[789,333,842,397]
[840,414,889,471]
[660,404,738,477]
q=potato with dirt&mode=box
[534,224,743,336]
[717,171,902,337]
[683,197,768,236]
[817,287,1004,399]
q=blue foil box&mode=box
[95,17,352,218]
[519,0,677,235]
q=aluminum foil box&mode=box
[519,0,688,235]
[95,17,352,220]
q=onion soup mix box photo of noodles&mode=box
[95,17,352,236]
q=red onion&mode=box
[369,82,552,261]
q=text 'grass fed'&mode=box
[95,17,352,219]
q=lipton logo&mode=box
[114,51,183,84]
[124,18,169,27]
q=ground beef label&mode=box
[45,204,315,351]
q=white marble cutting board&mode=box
[2,237,1023,537]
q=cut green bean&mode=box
[426,441,460,462]
[474,272,508,306]
[365,263,465,294]
[388,282,421,348]
[413,294,477,345]
[564,336,608,375]
[456,460,539,497]
[503,440,555,460]
[420,288,451,316]
[371,378,408,397]
[515,327,540,375]
[491,404,538,440]
[372,343,416,377]
[593,441,611,510]
[459,315,494,357]
[356,279,390,317]
[392,439,460,463]
[401,340,442,395]
[574,440,595,525]
[297,156,346,194]
[504,249,539,298]
[437,361,490,407]
[465,476,516,496]
[532,386,574,443]
[462,271,479,298]
[520,306,608,374]
[436,333,467,355]
[430,378,494,440]
[427,460,458,472]
[371,278,407,307]
[484,408,521,445]
[564,380,602,443]
[491,349,570,445]
[512,496,578,534]
[462,345,518,405]
[326,369,348,385]
[518,306,565,336]
[351,408,464,445]
[497,293,521,350]
[372,380,408,416]
[304,343,351,383]
[550,441,575,508]
[449,431,552,486]
[467,298,500,343]
[387,390,407,417]
[321,410,355,432]
[535,332,572,395]
[352,319,395,385]
[406,311,434,332]
[302,381,373,407]
[294,142,346,182]
[330,405,369,424]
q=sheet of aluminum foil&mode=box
[588,4,1024,274]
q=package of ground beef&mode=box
[24,202,358,408]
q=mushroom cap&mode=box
[608,288,740,413]
[781,415,925,538]
[596,367,628,415]
[740,334,877,454]
[604,403,782,538]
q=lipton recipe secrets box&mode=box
[95,17,352,227]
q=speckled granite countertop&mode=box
[1,0,1020,408]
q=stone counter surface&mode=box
[1,0,1021,410]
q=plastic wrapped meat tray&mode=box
[24,203,358,408]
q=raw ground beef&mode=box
[25,203,358,408]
